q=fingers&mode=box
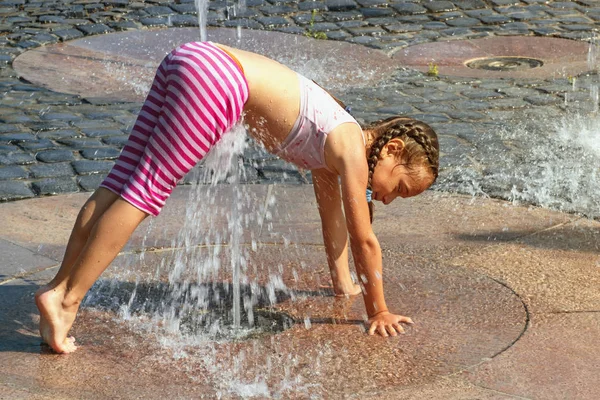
[368,322,377,336]
[385,324,397,337]
[392,322,405,334]
[368,322,402,337]
[368,315,413,337]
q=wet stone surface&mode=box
[1,187,598,398]
[0,188,529,398]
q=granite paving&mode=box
[0,0,599,216]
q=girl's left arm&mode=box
[338,167,414,336]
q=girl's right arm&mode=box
[312,169,361,296]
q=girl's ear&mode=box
[380,137,405,158]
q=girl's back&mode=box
[214,43,301,152]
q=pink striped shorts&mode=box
[100,42,249,216]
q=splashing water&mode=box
[236,0,246,42]
[85,123,293,335]
[82,122,325,396]
[196,0,209,42]
[102,60,153,97]
[438,112,600,219]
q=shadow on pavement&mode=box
[0,281,44,354]
[0,278,363,353]
[456,224,600,253]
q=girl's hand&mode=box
[367,311,414,337]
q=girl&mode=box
[35,41,439,353]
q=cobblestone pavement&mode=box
[1,0,600,214]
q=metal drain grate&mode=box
[465,56,544,71]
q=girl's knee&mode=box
[76,188,120,237]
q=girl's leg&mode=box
[35,58,170,353]
[35,42,248,353]
[36,199,148,353]
[47,188,119,285]
[34,188,118,353]
[45,51,170,287]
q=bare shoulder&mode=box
[324,123,367,175]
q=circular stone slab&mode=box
[392,36,591,79]
[1,244,525,399]
[0,186,528,399]
[13,28,397,103]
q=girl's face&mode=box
[370,139,434,205]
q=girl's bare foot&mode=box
[321,282,362,297]
[334,282,362,297]
[35,285,79,354]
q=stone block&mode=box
[32,177,79,195]
[256,16,290,27]
[326,0,358,11]
[39,112,83,122]
[360,7,394,17]
[0,180,34,200]
[110,21,141,31]
[224,19,263,28]
[260,5,296,14]
[77,173,106,191]
[0,165,28,180]
[523,94,561,106]
[102,136,128,147]
[0,133,37,142]
[410,113,451,123]
[170,15,199,26]
[144,5,175,16]
[324,10,362,21]
[51,28,85,41]
[391,3,426,14]
[30,162,74,178]
[58,138,103,147]
[0,152,35,165]
[18,139,56,151]
[446,16,481,26]
[140,17,169,27]
[0,124,21,134]
[80,147,121,160]
[37,130,80,140]
[453,0,486,10]
[35,149,75,163]
[325,30,351,39]
[479,14,512,24]
[298,1,328,11]
[347,26,386,35]
[384,23,422,32]
[81,129,124,138]
[170,4,196,13]
[72,160,114,175]
[439,27,473,36]
[461,89,503,99]
[424,1,457,13]
[311,22,339,31]
[76,23,113,35]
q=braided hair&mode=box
[365,116,439,222]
